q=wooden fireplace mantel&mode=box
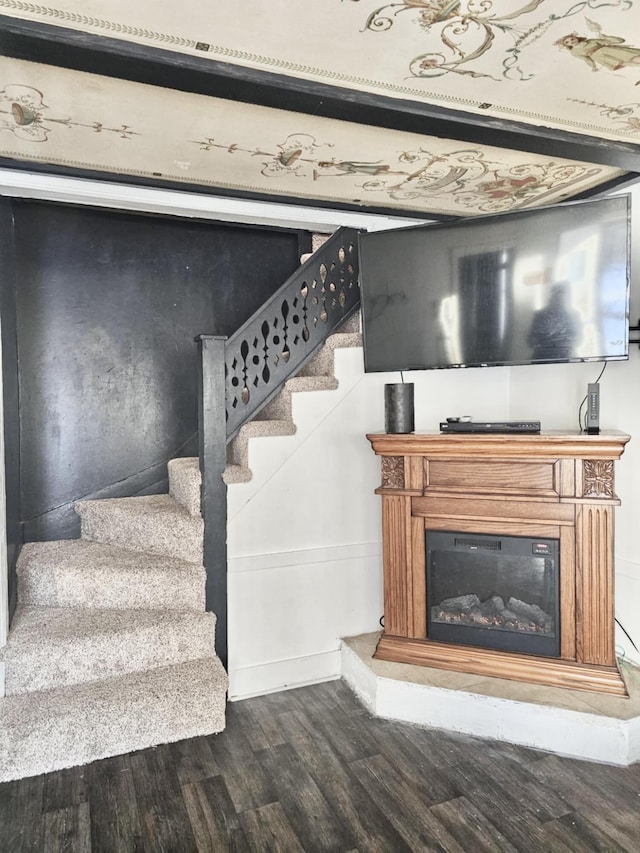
[367,430,631,696]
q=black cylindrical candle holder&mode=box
[384,383,415,433]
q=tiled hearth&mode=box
[341,632,640,766]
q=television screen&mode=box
[359,195,631,372]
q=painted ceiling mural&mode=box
[1,0,640,142]
[0,1,638,215]
[0,58,623,216]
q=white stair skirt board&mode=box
[341,633,640,766]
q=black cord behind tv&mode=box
[359,195,631,373]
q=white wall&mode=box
[227,347,512,698]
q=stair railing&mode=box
[197,228,361,667]
[224,228,360,442]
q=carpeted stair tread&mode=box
[297,331,362,378]
[75,493,203,563]
[256,375,338,423]
[236,419,296,439]
[336,312,361,334]
[17,539,204,611]
[167,457,201,517]
[226,419,296,470]
[2,606,215,694]
[284,374,339,393]
[222,464,252,485]
[0,656,227,783]
[327,328,363,347]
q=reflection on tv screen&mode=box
[359,195,630,372]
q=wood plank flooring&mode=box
[1,678,639,851]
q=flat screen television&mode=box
[359,195,631,372]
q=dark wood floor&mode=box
[1,679,640,852]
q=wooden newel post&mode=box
[196,335,228,669]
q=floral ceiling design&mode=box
[0,0,638,216]
[350,0,640,86]
[194,130,607,214]
[0,84,137,142]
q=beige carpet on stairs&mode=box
[0,462,227,784]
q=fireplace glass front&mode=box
[426,530,560,657]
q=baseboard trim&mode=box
[228,648,341,701]
[228,541,381,575]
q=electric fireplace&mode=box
[426,530,559,657]
[366,430,631,695]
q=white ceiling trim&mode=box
[0,168,427,233]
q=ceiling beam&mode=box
[2,15,640,175]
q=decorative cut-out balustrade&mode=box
[224,227,360,441]
[196,228,360,659]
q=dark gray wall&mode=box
[11,200,307,541]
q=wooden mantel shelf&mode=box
[366,429,631,696]
[367,430,630,460]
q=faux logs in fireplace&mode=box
[366,430,630,696]
[426,530,560,657]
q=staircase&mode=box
[0,461,227,783]
[0,227,362,782]
[0,306,362,783]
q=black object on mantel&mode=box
[440,420,541,434]
[385,383,415,433]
